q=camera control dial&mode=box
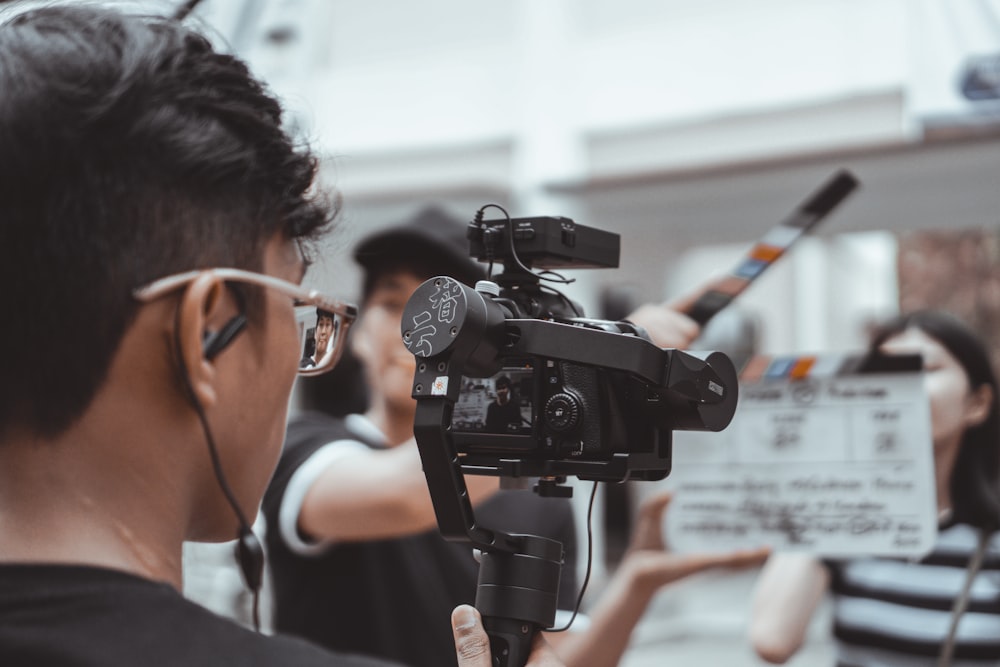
[544,392,581,433]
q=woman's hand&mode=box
[626,489,770,589]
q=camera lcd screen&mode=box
[452,362,534,436]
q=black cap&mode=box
[353,206,486,289]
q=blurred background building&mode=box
[107,0,1000,663]
[183,0,1000,355]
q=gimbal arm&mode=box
[413,394,563,667]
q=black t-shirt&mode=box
[0,563,395,667]
[485,399,523,433]
[262,411,578,667]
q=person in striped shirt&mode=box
[749,310,1000,666]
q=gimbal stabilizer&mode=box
[402,275,738,667]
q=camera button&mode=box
[544,393,580,433]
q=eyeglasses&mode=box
[134,268,358,377]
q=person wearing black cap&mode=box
[262,206,768,667]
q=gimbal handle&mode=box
[413,397,561,667]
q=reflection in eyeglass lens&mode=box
[297,307,342,373]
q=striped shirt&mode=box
[828,523,1000,667]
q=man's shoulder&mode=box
[0,564,402,667]
[282,412,384,462]
[263,412,382,524]
[286,410,354,444]
[264,412,360,507]
[229,630,402,667]
[182,606,403,667]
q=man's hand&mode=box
[626,489,770,588]
[452,605,563,667]
[625,291,703,349]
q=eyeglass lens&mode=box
[295,306,344,374]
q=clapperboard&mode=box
[665,350,938,558]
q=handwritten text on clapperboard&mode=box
[665,367,937,557]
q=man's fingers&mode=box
[625,303,701,349]
[452,605,492,667]
[664,288,705,315]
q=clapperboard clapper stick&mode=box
[684,169,860,327]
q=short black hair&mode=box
[869,310,1000,530]
[494,375,512,390]
[0,5,336,437]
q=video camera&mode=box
[400,210,739,667]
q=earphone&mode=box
[177,306,264,630]
[202,314,248,360]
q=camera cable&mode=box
[548,480,599,633]
[473,203,576,287]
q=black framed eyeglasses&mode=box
[134,268,358,376]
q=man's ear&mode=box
[965,383,995,429]
[176,273,228,409]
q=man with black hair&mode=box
[0,6,543,667]
[263,207,769,667]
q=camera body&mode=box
[451,354,671,478]
[402,215,738,485]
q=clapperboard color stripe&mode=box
[685,169,860,327]
[741,351,923,383]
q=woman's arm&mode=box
[747,552,830,664]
